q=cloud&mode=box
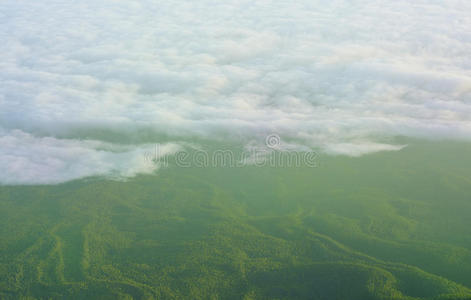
[0,129,180,185]
[0,0,470,184]
[322,142,407,157]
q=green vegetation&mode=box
[1,139,471,299]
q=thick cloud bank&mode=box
[0,0,470,184]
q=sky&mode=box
[0,0,470,184]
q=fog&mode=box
[1,0,470,184]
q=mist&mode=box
[1,0,470,184]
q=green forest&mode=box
[1,139,471,299]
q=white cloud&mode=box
[0,0,470,184]
[0,130,180,185]
[322,142,407,157]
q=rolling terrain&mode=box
[1,139,471,299]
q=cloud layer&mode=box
[1,0,470,184]
[0,129,180,185]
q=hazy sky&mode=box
[1,0,470,184]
